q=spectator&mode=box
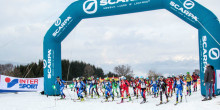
[202,64,214,101]
[210,65,216,98]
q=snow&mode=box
[0,85,219,110]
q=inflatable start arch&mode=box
[43,0,220,96]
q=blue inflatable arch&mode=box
[43,0,220,96]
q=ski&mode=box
[56,98,66,100]
[156,103,163,106]
[140,101,148,104]
[117,102,123,104]
[101,100,114,103]
[164,101,169,104]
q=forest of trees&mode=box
[0,60,105,81]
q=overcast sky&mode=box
[0,0,220,77]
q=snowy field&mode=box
[0,86,219,110]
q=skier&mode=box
[120,76,131,103]
[173,76,185,104]
[54,76,67,99]
[135,76,141,99]
[103,77,114,102]
[145,77,151,95]
[186,72,192,96]
[71,78,77,91]
[75,77,86,101]
[158,77,169,105]
[82,77,88,97]
[130,77,136,96]
[167,77,173,97]
[140,76,147,104]
[151,77,158,98]
[192,72,199,92]
[89,76,100,98]
[112,78,119,98]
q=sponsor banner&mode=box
[0,75,44,92]
[217,70,220,89]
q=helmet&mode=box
[123,76,126,80]
[88,77,91,80]
[157,76,160,80]
[97,78,99,80]
[76,77,79,80]
[91,76,94,78]
[140,76,144,79]
[187,72,190,75]
[176,76,180,79]
[135,76,139,79]
[146,77,149,80]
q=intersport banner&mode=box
[0,75,44,92]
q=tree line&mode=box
[0,60,134,81]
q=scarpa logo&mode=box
[52,16,72,37]
[43,59,47,69]
[83,0,98,14]
[170,1,197,21]
[55,18,61,26]
[183,0,195,9]
[48,49,52,79]
[202,36,208,72]
[209,48,219,60]
[5,77,19,88]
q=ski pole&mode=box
[66,86,72,99]
[184,86,187,103]
[52,85,57,107]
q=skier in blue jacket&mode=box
[104,77,114,102]
[151,77,158,97]
[173,75,185,104]
[55,76,67,99]
[75,77,86,101]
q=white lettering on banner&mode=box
[100,0,137,6]
[48,49,52,79]
[217,70,220,89]
[170,1,198,21]
[209,48,220,60]
[52,16,72,37]
[183,0,195,9]
[202,36,208,72]
[83,0,150,14]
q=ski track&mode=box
[0,86,219,110]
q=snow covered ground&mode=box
[0,86,219,110]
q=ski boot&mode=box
[121,98,124,103]
[105,97,108,102]
[180,96,182,102]
[129,96,132,101]
[81,98,84,101]
[112,97,114,101]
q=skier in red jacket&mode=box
[167,77,173,97]
[192,72,199,92]
[120,76,131,103]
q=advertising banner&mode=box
[0,75,44,92]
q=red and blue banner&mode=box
[0,75,44,92]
